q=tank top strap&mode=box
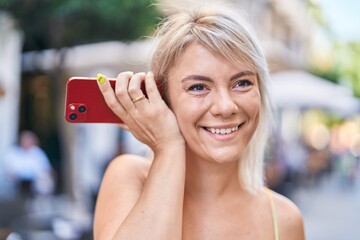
[265,187,280,240]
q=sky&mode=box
[317,0,360,41]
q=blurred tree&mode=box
[306,0,329,32]
[0,0,161,51]
[310,40,360,97]
[306,1,360,97]
[339,42,360,97]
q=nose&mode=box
[209,89,238,118]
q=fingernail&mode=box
[97,73,106,85]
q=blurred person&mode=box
[93,4,304,240]
[336,150,358,189]
[3,130,54,198]
[264,136,288,194]
[305,145,331,187]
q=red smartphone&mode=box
[64,77,155,123]
[65,77,121,123]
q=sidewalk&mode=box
[292,174,360,240]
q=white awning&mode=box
[270,70,360,117]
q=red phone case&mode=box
[65,77,122,123]
[65,77,163,123]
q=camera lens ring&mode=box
[69,113,77,120]
[78,105,87,113]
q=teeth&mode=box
[206,126,239,135]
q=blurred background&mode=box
[0,0,359,239]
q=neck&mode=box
[184,150,243,201]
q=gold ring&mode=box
[132,95,146,103]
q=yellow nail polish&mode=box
[97,73,106,85]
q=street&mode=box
[292,173,360,240]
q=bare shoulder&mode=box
[97,154,153,200]
[105,154,152,182]
[94,154,152,239]
[272,191,305,240]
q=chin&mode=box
[193,147,244,164]
[185,138,248,164]
[210,152,242,164]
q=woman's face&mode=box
[167,43,261,163]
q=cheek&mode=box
[164,80,181,110]
[172,100,198,126]
[253,100,262,132]
[243,92,261,124]
[173,107,197,143]
[170,97,206,139]
[253,99,262,120]
[166,91,190,127]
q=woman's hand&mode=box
[95,72,186,240]
[97,71,184,152]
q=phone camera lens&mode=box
[69,113,77,120]
[78,105,87,113]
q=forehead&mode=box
[169,42,256,77]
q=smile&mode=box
[205,125,240,135]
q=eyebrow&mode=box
[181,70,256,82]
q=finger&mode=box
[128,72,148,108]
[96,73,125,116]
[115,72,134,111]
[145,71,163,103]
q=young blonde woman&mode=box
[93,5,305,240]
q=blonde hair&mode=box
[150,5,273,192]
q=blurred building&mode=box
[159,0,313,71]
[253,0,312,71]
[0,12,23,197]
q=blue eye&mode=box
[188,84,207,91]
[235,80,253,88]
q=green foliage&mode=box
[306,1,326,27]
[309,41,360,97]
[341,42,360,97]
[0,0,161,51]
[306,1,360,98]
[309,66,341,84]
